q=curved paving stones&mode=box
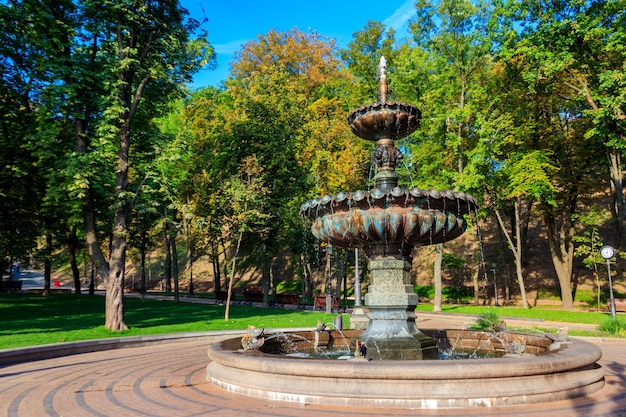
[1,330,626,416]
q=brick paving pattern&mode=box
[1,315,625,417]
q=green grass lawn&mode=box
[1,293,623,350]
[415,303,609,324]
[0,293,341,349]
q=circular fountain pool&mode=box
[206,328,604,409]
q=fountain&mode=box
[206,57,604,408]
[300,56,475,360]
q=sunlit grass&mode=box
[415,303,609,324]
[2,293,623,350]
[0,293,341,349]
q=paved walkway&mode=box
[1,313,626,417]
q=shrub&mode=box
[442,286,473,301]
[598,317,626,336]
[415,285,434,299]
[472,310,502,331]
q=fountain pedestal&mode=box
[360,257,438,360]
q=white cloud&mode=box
[382,0,415,35]
[214,39,249,55]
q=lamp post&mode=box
[326,244,333,314]
[600,245,616,319]
[491,262,499,307]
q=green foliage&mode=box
[502,151,557,206]
[340,21,398,104]
[276,280,301,293]
[2,0,626,319]
[442,286,473,301]
[471,310,502,331]
[415,285,435,299]
[414,285,473,301]
[597,317,626,337]
[442,252,467,269]
[573,208,611,268]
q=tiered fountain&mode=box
[206,58,604,408]
[300,56,476,360]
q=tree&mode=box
[494,0,612,308]
[573,208,612,310]
[410,0,495,174]
[6,0,214,330]
[400,0,495,306]
[340,21,398,104]
[0,1,69,282]
[494,152,557,309]
[86,1,213,329]
[501,0,626,246]
[179,87,232,292]
[220,156,270,321]
[226,28,346,303]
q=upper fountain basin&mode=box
[347,101,421,141]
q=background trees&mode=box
[1,0,214,329]
[1,0,624,319]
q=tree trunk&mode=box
[300,252,309,301]
[543,206,575,309]
[188,255,194,296]
[494,201,529,308]
[211,239,220,291]
[163,221,172,292]
[76,121,110,286]
[513,199,529,308]
[88,259,95,295]
[186,236,194,296]
[44,232,52,297]
[69,246,81,295]
[433,244,443,312]
[496,226,510,301]
[335,249,349,301]
[68,229,81,295]
[140,246,146,300]
[171,233,180,302]
[271,260,277,302]
[472,267,480,306]
[608,146,625,247]
[225,232,243,321]
[105,153,130,330]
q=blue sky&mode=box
[180,0,415,88]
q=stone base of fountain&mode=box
[360,333,438,360]
[357,306,438,360]
[206,329,604,409]
[355,258,439,360]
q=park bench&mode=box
[273,293,304,309]
[243,285,264,305]
[214,290,244,305]
[313,295,346,312]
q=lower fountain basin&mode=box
[206,329,604,409]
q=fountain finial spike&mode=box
[379,56,387,104]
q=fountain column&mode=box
[359,256,438,360]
